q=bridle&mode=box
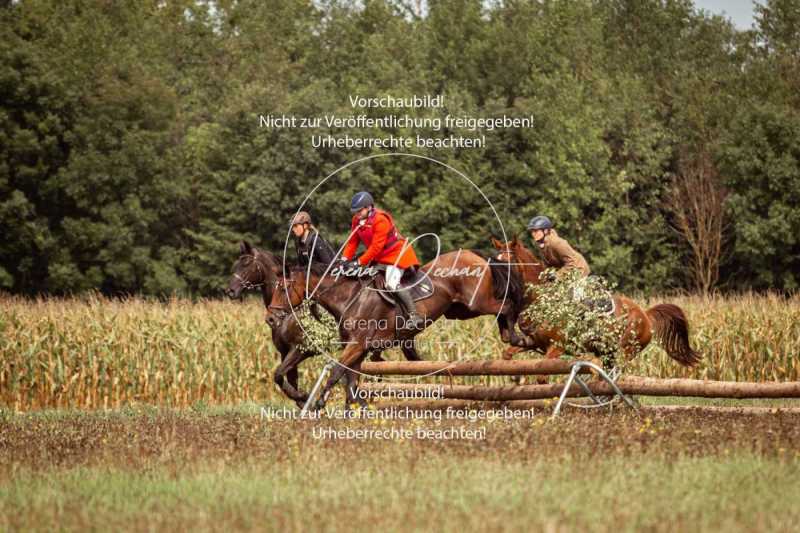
[494,245,543,277]
[233,255,267,290]
[234,271,264,290]
[266,273,338,319]
[495,248,515,263]
[495,245,526,265]
[267,277,299,321]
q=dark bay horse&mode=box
[490,236,701,372]
[226,241,424,406]
[226,240,313,406]
[267,249,527,409]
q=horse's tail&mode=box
[645,303,701,366]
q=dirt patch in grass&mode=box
[2,408,798,473]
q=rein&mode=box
[495,247,545,286]
[234,254,268,290]
[267,270,368,322]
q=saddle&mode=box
[370,265,435,305]
[570,275,615,315]
[581,296,615,315]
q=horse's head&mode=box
[491,234,530,261]
[491,235,514,262]
[490,234,544,283]
[226,240,276,299]
[265,268,307,327]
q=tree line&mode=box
[1,0,799,296]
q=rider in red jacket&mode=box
[341,191,424,329]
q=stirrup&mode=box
[404,312,425,329]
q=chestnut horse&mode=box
[491,236,700,372]
[267,249,527,408]
[226,241,423,407]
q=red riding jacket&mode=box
[342,208,420,269]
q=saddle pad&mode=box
[372,266,435,304]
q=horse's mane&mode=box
[510,241,541,265]
[234,246,281,274]
[470,249,526,314]
[287,260,332,278]
[254,247,281,270]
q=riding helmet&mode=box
[350,191,374,213]
[291,211,312,225]
[526,215,553,231]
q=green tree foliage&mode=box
[1,0,798,296]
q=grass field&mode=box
[1,406,799,532]
[1,292,798,410]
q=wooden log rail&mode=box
[371,399,800,415]
[359,359,591,376]
[359,377,800,401]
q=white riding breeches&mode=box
[385,264,404,291]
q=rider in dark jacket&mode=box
[291,211,337,267]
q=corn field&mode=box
[1,292,798,411]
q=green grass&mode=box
[2,452,799,531]
[637,396,800,408]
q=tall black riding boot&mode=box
[395,288,425,330]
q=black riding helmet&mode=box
[350,191,374,213]
[526,215,553,231]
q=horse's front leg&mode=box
[401,343,422,361]
[315,343,365,410]
[536,344,565,385]
[343,369,366,409]
[274,347,310,406]
[286,365,303,408]
[497,314,511,343]
[504,309,535,348]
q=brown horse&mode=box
[226,240,315,406]
[491,236,700,372]
[226,241,424,406]
[267,249,527,408]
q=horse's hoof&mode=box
[509,335,531,348]
[503,346,524,360]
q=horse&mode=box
[266,249,527,409]
[226,240,424,406]
[490,236,701,378]
[226,240,313,406]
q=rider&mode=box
[340,191,425,329]
[526,215,590,280]
[291,211,337,267]
[526,215,614,311]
